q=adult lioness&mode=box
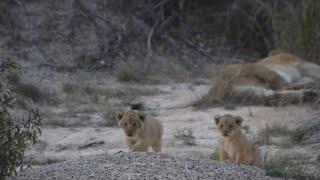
[203,50,320,105]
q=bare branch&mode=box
[147,20,159,58]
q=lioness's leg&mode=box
[282,78,314,90]
[252,67,287,90]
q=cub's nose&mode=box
[127,132,133,137]
[223,132,228,136]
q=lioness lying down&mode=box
[203,50,320,105]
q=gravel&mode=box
[10,152,277,180]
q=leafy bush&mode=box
[0,60,42,179]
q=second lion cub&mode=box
[117,110,163,152]
[214,114,261,166]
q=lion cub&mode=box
[116,110,163,152]
[214,114,261,166]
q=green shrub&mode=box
[264,155,296,177]
[210,151,220,161]
[174,128,196,146]
[0,60,42,179]
[264,155,320,179]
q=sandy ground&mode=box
[25,76,317,166]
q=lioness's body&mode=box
[207,51,320,104]
[117,111,163,152]
[215,114,262,166]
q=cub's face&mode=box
[116,111,145,137]
[214,114,243,137]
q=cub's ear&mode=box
[138,112,146,122]
[214,115,221,125]
[235,116,243,126]
[116,111,125,121]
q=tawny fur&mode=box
[117,110,163,152]
[215,114,262,166]
[207,50,320,104]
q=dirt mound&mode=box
[11,152,274,180]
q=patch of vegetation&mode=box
[264,155,320,179]
[174,128,196,146]
[223,102,236,110]
[0,60,42,179]
[277,138,293,149]
[76,53,101,70]
[26,157,65,166]
[4,67,43,103]
[260,124,291,137]
[14,83,43,103]
[63,83,77,94]
[113,53,195,83]
[101,105,120,127]
[113,57,145,82]
[210,151,220,161]
[290,128,305,144]
[272,0,320,63]
[193,91,273,109]
[257,124,305,147]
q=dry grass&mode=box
[113,54,195,83]
[272,0,320,63]
[257,124,304,146]
[113,58,145,82]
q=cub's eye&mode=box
[228,125,233,128]
[124,123,128,126]
[219,125,223,128]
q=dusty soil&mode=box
[24,74,318,168]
